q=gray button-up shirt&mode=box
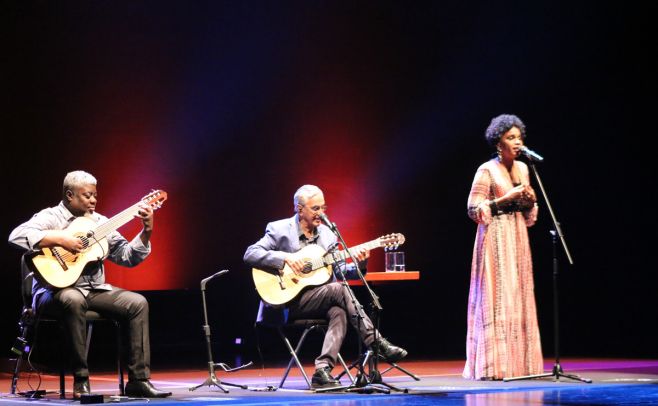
[8,201,151,302]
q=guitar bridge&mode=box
[51,248,69,271]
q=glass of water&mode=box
[385,251,405,272]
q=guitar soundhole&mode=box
[302,262,313,274]
[79,236,90,249]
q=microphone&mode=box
[200,269,229,289]
[318,213,336,231]
[520,146,544,162]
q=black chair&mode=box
[10,257,125,399]
[255,301,354,390]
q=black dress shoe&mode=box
[311,367,340,389]
[73,378,90,399]
[125,379,172,398]
[371,337,408,363]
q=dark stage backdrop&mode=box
[1,1,654,364]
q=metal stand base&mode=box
[190,362,252,393]
[336,352,420,382]
[504,362,592,383]
[316,350,409,394]
[190,270,252,393]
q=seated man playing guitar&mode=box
[244,184,407,389]
[8,170,171,399]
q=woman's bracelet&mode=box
[489,200,499,215]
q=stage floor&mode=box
[2,358,658,405]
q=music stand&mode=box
[504,157,591,383]
[190,270,252,393]
[315,217,407,394]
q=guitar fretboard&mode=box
[89,202,143,241]
[56,191,166,262]
[306,239,382,271]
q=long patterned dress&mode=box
[463,158,544,380]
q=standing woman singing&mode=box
[463,114,544,380]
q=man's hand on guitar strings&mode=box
[284,256,305,273]
[48,230,84,254]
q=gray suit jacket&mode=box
[244,215,336,270]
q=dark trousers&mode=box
[35,287,150,381]
[288,282,376,370]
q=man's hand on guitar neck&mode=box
[351,246,370,262]
[136,203,154,246]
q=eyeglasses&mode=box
[305,205,328,213]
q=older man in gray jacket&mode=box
[244,184,407,389]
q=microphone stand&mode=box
[503,157,591,383]
[190,270,253,392]
[315,220,404,394]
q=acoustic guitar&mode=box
[27,190,167,288]
[252,233,405,306]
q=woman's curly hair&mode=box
[485,114,526,148]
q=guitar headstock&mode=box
[142,190,168,211]
[378,233,405,250]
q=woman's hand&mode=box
[501,184,526,203]
[520,184,537,203]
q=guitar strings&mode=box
[295,239,392,275]
[49,195,164,264]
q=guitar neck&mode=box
[325,239,381,265]
[88,202,143,240]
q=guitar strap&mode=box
[80,259,103,290]
[80,231,109,289]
